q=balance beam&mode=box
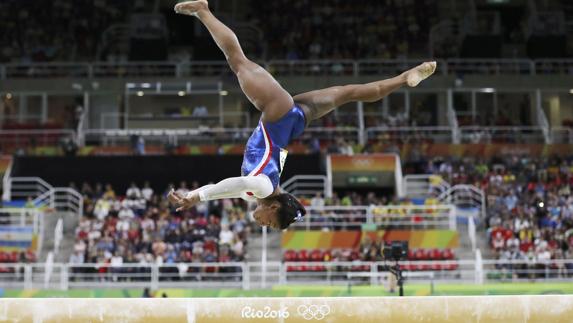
[0,296,572,322]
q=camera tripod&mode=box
[387,261,405,297]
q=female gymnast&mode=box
[168,0,437,230]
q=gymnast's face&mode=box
[253,202,280,229]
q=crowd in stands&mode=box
[1,0,439,63]
[3,0,572,64]
[250,0,438,60]
[282,154,573,276]
[0,0,131,63]
[423,155,573,275]
[69,181,250,279]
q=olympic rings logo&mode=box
[297,304,331,320]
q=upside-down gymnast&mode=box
[168,0,437,230]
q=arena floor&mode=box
[1,296,572,322]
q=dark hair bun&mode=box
[272,193,306,230]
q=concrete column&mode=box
[357,101,365,145]
[19,94,27,123]
[41,93,48,123]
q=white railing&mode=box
[33,188,84,216]
[49,262,247,290]
[53,219,63,255]
[83,127,361,147]
[123,108,250,131]
[535,96,551,143]
[459,126,547,143]
[0,208,44,255]
[468,216,477,252]
[394,153,405,198]
[267,60,360,76]
[447,59,535,75]
[404,175,486,221]
[3,59,573,79]
[365,127,454,144]
[447,97,461,144]
[403,174,451,198]
[292,206,370,230]
[0,208,41,230]
[1,157,13,202]
[76,105,88,146]
[551,127,573,144]
[291,204,457,231]
[481,259,573,281]
[281,175,331,199]
[283,260,470,285]
[3,63,92,79]
[475,249,484,284]
[4,177,53,202]
[347,271,435,292]
[535,59,573,74]
[44,252,54,289]
[5,177,84,217]
[5,125,573,148]
[438,184,486,219]
[85,128,249,146]
[0,129,75,148]
[3,258,572,290]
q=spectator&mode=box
[24,197,35,209]
[118,207,135,219]
[192,105,208,117]
[126,182,142,199]
[142,182,154,201]
[69,250,85,281]
[310,192,325,208]
[103,184,116,200]
[219,224,234,245]
[69,250,84,265]
[93,197,112,220]
[176,181,189,197]
[232,237,244,260]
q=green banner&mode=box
[3,282,573,298]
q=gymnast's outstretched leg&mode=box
[175,1,293,121]
[293,62,437,125]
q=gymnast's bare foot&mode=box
[174,0,209,18]
[405,61,437,87]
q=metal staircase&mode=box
[404,175,486,220]
[3,176,83,262]
[281,175,331,198]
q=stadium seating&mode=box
[71,182,249,277]
[1,0,434,62]
[283,248,458,272]
[0,0,129,62]
[2,0,570,63]
[416,155,573,270]
[0,251,35,273]
[0,122,70,152]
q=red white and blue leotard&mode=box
[241,105,306,194]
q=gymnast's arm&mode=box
[168,175,274,211]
